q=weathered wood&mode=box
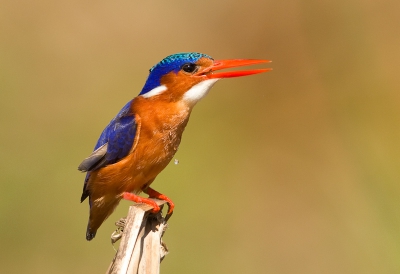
[137,215,168,273]
[107,199,169,274]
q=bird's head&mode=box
[139,52,271,107]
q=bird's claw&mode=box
[165,211,173,222]
[144,187,175,216]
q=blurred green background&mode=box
[1,0,400,273]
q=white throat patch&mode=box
[141,85,167,98]
[183,79,219,105]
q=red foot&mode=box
[122,192,160,213]
[144,187,175,215]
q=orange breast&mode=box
[87,97,191,202]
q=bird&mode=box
[78,52,271,241]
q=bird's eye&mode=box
[181,63,198,74]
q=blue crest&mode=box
[139,52,213,95]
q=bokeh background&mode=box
[1,0,400,273]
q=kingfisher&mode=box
[79,52,271,241]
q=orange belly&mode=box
[86,99,191,235]
[88,131,181,200]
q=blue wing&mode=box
[79,100,137,202]
[79,100,137,172]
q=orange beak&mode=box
[197,59,272,79]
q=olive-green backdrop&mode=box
[1,0,400,273]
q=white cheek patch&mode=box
[183,79,219,104]
[141,85,167,98]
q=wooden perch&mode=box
[107,199,170,274]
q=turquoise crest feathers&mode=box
[149,52,213,72]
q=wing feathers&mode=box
[78,143,108,172]
[79,100,138,203]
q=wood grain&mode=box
[107,199,169,274]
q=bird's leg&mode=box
[122,192,160,213]
[143,187,175,221]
